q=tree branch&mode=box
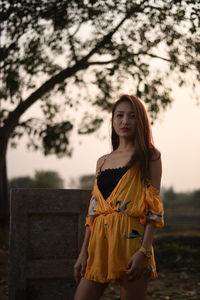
[136,51,172,62]
[143,3,172,12]
[67,29,78,62]
[88,59,118,65]
[4,8,137,134]
[82,5,142,62]
[71,23,82,37]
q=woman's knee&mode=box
[74,277,109,300]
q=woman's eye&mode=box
[130,114,135,118]
[116,114,123,117]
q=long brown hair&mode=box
[111,94,158,183]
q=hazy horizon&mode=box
[7,84,200,193]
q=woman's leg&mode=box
[119,273,149,300]
[74,277,109,300]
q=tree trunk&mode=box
[0,135,9,227]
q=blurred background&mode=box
[1,1,200,299]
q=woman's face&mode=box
[112,101,136,139]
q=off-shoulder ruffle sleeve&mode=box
[85,194,98,227]
[140,184,164,228]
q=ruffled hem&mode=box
[84,268,158,285]
[84,273,121,285]
[146,178,160,196]
[150,270,158,279]
[147,182,160,195]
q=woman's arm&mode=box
[126,150,162,279]
[73,226,91,283]
[149,149,162,191]
[79,225,91,256]
[141,150,162,249]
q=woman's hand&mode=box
[73,252,88,284]
[126,251,147,281]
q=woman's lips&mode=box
[120,127,130,132]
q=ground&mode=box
[0,249,8,300]
[102,271,200,300]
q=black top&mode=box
[97,166,129,200]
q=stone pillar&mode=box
[9,189,91,300]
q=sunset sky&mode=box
[7,84,200,193]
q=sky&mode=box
[7,85,200,193]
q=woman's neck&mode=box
[115,139,135,153]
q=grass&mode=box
[155,230,200,238]
[155,235,200,272]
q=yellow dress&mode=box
[84,162,164,284]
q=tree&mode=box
[0,0,199,224]
[32,170,64,189]
[191,189,200,208]
[79,174,95,190]
[9,176,34,188]
[9,171,64,189]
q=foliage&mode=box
[32,170,64,188]
[1,0,199,157]
[155,236,200,272]
[162,186,200,208]
[9,176,34,188]
[192,189,200,207]
[79,174,95,189]
[9,170,64,189]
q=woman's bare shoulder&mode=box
[96,153,110,169]
[150,147,161,161]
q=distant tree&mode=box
[163,187,200,206]
[192,190,200,207]
[1,0,199,224]
[9,176,34,188]
[79,174,95,190]
[9,170,64,189]
[163,187,177,204]
[32,170,64,189]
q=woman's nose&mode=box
[122,115,128,125]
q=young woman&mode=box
[73,94,164,300]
